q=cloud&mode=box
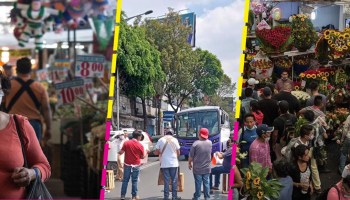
[195,0,245,83]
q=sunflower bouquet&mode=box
[291,14,318,52]
[316,29,350,62]
[240,162,283,200]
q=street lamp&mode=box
[113,10,154,131]
[125,10,153,21]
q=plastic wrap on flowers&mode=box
[250,51,274,80]
[256,23,293,54]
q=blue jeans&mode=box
[121,165,140,197]
[210,166,230,188]
[340,152,347,174]
[162,167,178,199]
[29,119,42,141]
[193,173,210,200]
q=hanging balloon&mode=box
[272,8,281,21]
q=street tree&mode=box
[117,15,165,130]
[143,9,224,112]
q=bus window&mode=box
[177,113,197,137]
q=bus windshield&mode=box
[176,110,219,138]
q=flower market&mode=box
[0,0,116,198]
[237,0,350,200]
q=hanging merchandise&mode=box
[14,0,61,50]
[291,14,318,52]
[256,21,293,54]
[59,0,88,30]
[251,0,267,15]
[250,50,273,80]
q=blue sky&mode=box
[121,0,245,98]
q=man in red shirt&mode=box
[119,130,149,200]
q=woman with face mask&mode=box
[0,71,51,198]
[249,124,274,175]
[290,144,313,200]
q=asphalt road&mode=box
[105,157,229,200]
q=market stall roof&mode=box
[0,29,93,49]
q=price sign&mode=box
[84,78,94,93]
[36,69,49,82]
[54,59,71,68]
[49,67,68,83]
[55,79,85,105]
[75,55,105,78]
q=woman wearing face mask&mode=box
[249,124,274,175]
[0,71,51,198]
[290,144,313,200]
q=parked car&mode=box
[114,128,154,163]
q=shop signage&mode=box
[48,67,69,83]
[75,54,105,78]
[54,79,85,105]
[54,59,71,68]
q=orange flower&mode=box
[257,191,264,199]
[312,74,317,79]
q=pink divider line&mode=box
[100,189,105,200]
[103,143,109,166]
[228,122,240,200]
[101,169,107,186]
[105,121,111,141]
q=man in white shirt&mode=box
[108,132,126,181]
[155,130,181,200]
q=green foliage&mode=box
[295,116,309,137]
[291,14,318,51]
[143,9,224,112]
[117,15,165,99]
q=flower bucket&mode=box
[293,63,309,76]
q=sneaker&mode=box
[132,196,140,200]
[315,189,322,194]
[172,197,181,200]
[211,186,219,190]
[120,196,125,200]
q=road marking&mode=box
[140,160,160,170]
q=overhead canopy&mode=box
[0,29,93,49]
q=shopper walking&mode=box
[4,57,52,142]
[119,130,149,200]
[188,128,212,200]
[155,129,181,200]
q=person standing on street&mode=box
[4,57,52,142]
[107,132,126,181]
[154,129,181,200]
[119,130,149,200]
[2,63,14,80]
[275,71,294,92]
[188,128,212,200]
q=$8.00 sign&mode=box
[55,79,85,105]
[75,55,105,78]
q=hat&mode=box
[2,64,12,70]
[199,128,209,139]
[263,87,272,96]
[247,78,259,86]
[256,124,274,136]
[166,129,174,135]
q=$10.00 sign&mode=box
[55,79,92,105]
[75,55,105,78]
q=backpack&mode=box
[316,185,340,200]
[279,115,295,146]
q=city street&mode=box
[105,157,229,200]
